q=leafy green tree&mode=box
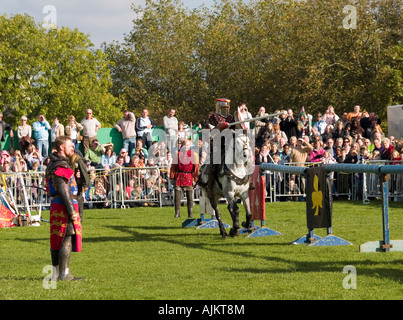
[286,0,403,119]
[104,0,209,123]
[104,0,402,127]
[0,14,122,128]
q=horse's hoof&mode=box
[241,221,251,229]
[229,228,240,237]
[247,227,256,233]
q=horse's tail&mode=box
[197,164,223,193]
[195,177,205,188]
[197,165,207,189]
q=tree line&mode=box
[104,0,402,129]
[1,0,402,132]
[0,13,123,127]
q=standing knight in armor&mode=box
[46,136,82,281]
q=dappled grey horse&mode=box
[199,132,254,238]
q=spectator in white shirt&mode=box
[163,108,178,152]
[17,116,32,156]
[51,117,65,148]
[80,109,101,154]
[114,110,137,157]
[135,108,156,150]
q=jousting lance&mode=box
[227,112,283,128]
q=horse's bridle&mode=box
[220,134,252,185]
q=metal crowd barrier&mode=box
[362,160,403,203]
[263,160,403,204]
[2,171,50,215]
[2,160,402,213]
[83,166,166,209]
[2,166,169,212]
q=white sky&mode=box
[0,0,215,48]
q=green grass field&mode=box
[0,200,402,300]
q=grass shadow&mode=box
[345,199,403,209]
[104,226,403,286]
[85,225,298,253]
[225,254,403,285]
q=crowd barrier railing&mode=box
[361,160,403,202]
[259,160,403,204]
[2,160,402,214]
[82,166,167,209]
[2,171,50,215]
[1,165,170,213]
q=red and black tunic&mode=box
[170,148,199,187]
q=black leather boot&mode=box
[248,176,255,190]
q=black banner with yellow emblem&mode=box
[305,166,332,229]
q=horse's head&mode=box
[233,133,253,167]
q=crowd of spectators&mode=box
[254,105,403,200]
[255,105,403,166]
[1,104,402,207]
[0,108,177,208]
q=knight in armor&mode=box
[170,138,199,218]
[203,99,256,198]
[46,136,83,281]
[207,98,235,130]
[204,98,235,198]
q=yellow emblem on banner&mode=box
[51,229,64,237]
[311,175,323,216]
[51,220,65,227]
[51,211,65,218]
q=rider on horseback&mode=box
[205,98,235,199]
[203,98,256,199]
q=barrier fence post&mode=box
[260,163,352,247]
[362,171,370,205]
[381,175,391,252]
[360,168,403,252]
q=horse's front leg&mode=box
[209,194,227,239]
[240,191,254,233]
[225,191,240,237]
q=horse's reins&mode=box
[219,135,252,185]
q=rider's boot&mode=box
[207,170,215,199]
[248,176,255,190]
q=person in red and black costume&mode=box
[170,138,199,218]
[46,136,83,281]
